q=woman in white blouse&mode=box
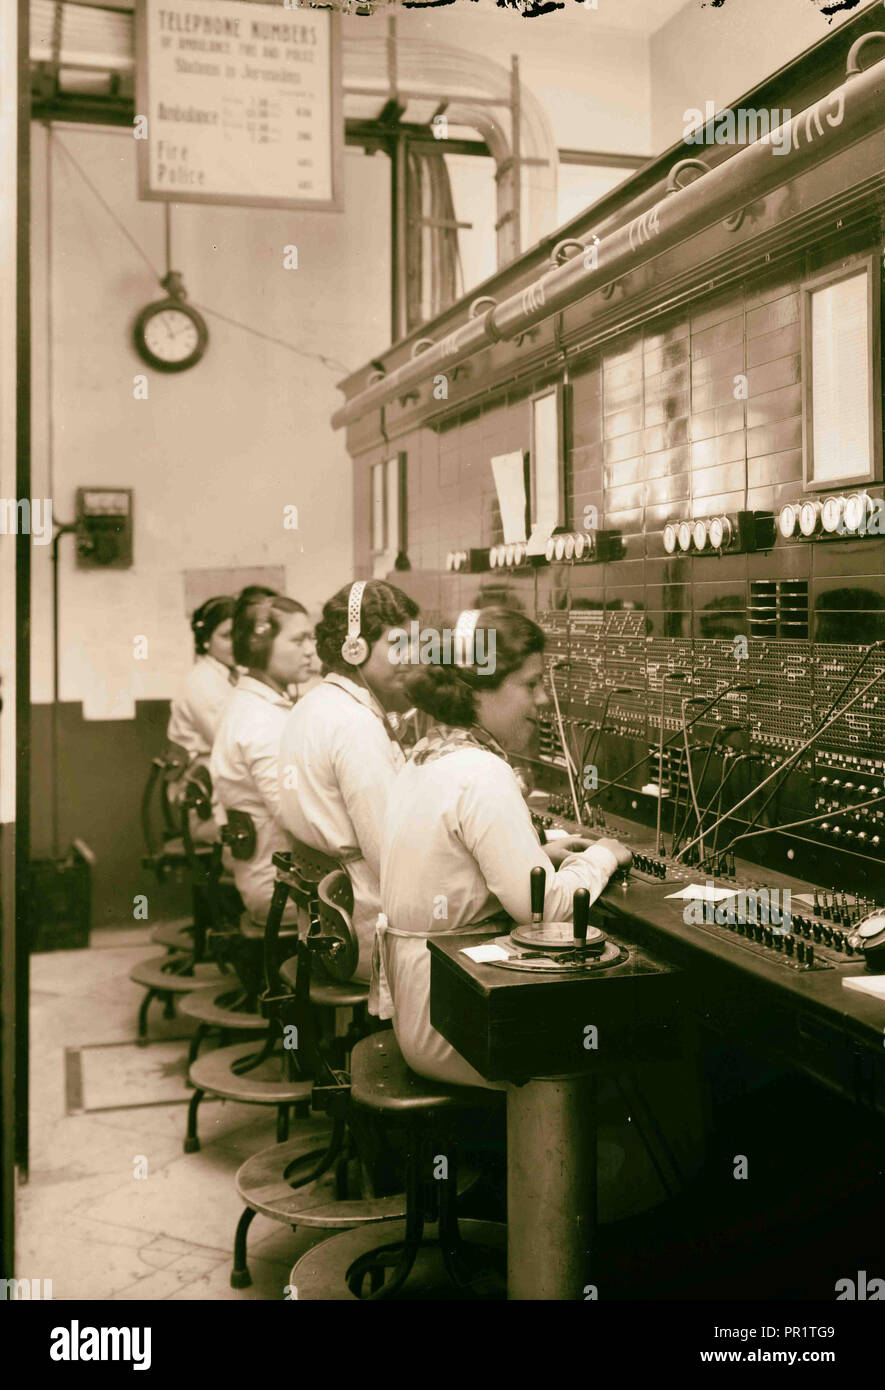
[167,596,237,761]
[378,607,630,1084]
[211,593,316,926]
[378,608,704,1220]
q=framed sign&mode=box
[801,255,882,490]
[135,0,343,210]
[530,383,566,530]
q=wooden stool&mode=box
[291,1031,506,1301]
[181,837,338,1154]
[229,856,399,1288]
[129,954,231,1046]
[186,1040,314,1153]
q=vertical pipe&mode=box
[390,132,408,344]
[0,0,22,1273]
[510,55,521,259]
[15,0,32,1183]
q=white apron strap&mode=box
[369,913,395,1019]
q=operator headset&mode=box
[340,580,407,753]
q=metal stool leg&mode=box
[187,1023,208,1069]
[345,1144,426,1301]
[230,1205,257,1290]
[437,1148,505,1297]
[184,1088,204,1153]
[136,988,158,1046]
[276,1104,290,1145]
[162,992,176,1020]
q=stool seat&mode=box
[151,922,195,952]
[235,1132,422,1229]
[129,956,230,993]
[179,986,265,1032]
[188,1040,312,1105]
[288,1219,507,1301]
[350,1033,504,1114]
[279,957,369,1009]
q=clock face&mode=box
[134,299,208,372]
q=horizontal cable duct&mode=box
[331,50,885,428]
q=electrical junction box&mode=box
[75,487,134,568]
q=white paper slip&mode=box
[461,943,513,964]
[490,452,528,544]
[544,827,572,841]
[842,975,885,1001]
[666,884,741,902]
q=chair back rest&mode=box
[288,837,341,885]
[316,869,359,982]
[221,809,257,861]
[182,763,213,821]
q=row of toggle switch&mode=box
[709,914,820,964]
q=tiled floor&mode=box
[18,926,330,1300]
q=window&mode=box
[801,255,882,490]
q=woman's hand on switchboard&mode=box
[544,836,593,867]
[595,837,634,871]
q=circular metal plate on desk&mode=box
[492,939,627,973]
[511,920,606,950]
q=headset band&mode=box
[453,609,480,667]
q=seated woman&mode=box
[166,596,236,842]
[210,592,316,927]
[278,580,420,982]
[167,595,237,760]
[377,607,704,1221]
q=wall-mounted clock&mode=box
[133,271,207,373]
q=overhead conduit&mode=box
[29,2,560,267]
[332,38,885,430]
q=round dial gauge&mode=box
[545,538,556,562]
[505,544,515,566]
[821,495,845,534]
[133,299,208,372]
[709,515,731,549]
[843,492,870,534]
[574,532,586,560]
[564,534,576,560]
[798,500,821,537]
[662,523,678,554]
[554,535,567,561]
[677,520,693,552]
[778,504,798,539]
[514,543,526,566]
[692,519,708,551]
[858,916,885,938]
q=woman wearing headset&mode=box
[376,608,705,1221]
[278,580,420,981]
[211,592,317,926]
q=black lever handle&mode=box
[573,888,590,944]
[530,866,546,923]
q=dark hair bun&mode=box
[403,664,475,726]
[191,596,235,654]
[403,607,545,729]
